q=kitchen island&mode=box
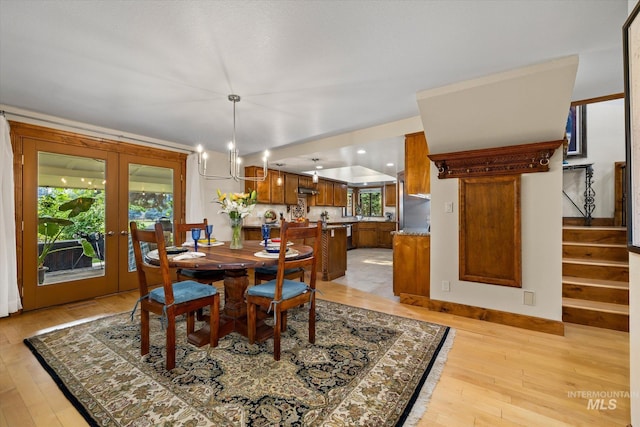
[243,224,347,280]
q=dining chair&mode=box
[246,220,321,361]
[253,218,309,285]
[130,221,220,371]
[174,219,225,286]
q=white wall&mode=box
[191,149,245,242]
[562,98,625,218]
[429,154,563,320]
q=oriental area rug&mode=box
[24,300,454,426]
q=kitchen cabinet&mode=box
[243,226,280,241]
[298,175,314,189]
[377,222,396,248]
[284,173,299,205]
[404,132,430,196]
[333,182,348,207]
[315,179,334,206]
[244,166,270,203]
[385,183,396,207]
[321,226,347,280]
[393,233,430,297]
[355,222,378,248]
[270,170,285,204]
[352,222,396,248]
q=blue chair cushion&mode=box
[255,266,303,276]
[178,268,224,281]
[149,280,218,305]
[247,279,309,300]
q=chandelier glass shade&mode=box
[196,94,269,181]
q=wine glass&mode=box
[261,224,271,247]
[205,225,213,245]
[191,228,202,252]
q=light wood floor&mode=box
[0,279,631,426]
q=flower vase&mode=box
[229,216,243,249]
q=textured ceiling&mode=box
[0,0,630,182]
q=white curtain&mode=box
[0,116,22,316]
[185,153,205,228]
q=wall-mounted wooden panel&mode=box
[459,175,521,287]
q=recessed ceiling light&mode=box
[386,162,394,167]
[316,165,323,169]
[357,149,366,154]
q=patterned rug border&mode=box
[24,301,454,426]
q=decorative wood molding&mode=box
[428,140,563,179]
[399,294,565,336]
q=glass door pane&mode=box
[37,152,106,285]
[127,163,175,272]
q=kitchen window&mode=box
[358,187,383,217]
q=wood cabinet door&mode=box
[333,183,348,207]
[393,235,430,296]
[356,224,378,247]
[385,183,396,206]
[244,166,270,203]
[324,181,335,206]
[404,132,430,196]
[270,170,285,204]
[377,223,395,248]
[284,173,299,205]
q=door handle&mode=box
[106,231,116,236]
[120,230,129,236]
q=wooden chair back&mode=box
[130,222,175,303]
[272,220,321,301]
[174,218,208,245]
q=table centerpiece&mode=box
[216,189,257,249]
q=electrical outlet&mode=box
[523,291,535,306]
[444,202,453,213]
[442,280,450,292]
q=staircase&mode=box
[562,225,629,332]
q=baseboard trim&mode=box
[399,294,565,336]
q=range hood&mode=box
[297,187,319,195]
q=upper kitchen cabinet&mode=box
[333,182,348,207]
[315,179,334,206]
[298,175,314,189]
[270,170,285,205]
[244,166,270,203]
[284,172,299,205]
[404,132,430,197]
[385,183,396,206]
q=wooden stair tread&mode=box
[562,225,626,231]
[562,298,629,315]
[562,257,628,267]
[562,276,628,289]
[562,241,627,248]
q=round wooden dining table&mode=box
[147,240,313,346]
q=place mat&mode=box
[253,248,299,259]
[146,250,206,261]
[183,241,224,247]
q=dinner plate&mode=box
[166,246,188,254]
[260,240,293,247]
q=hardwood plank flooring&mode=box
[0,280,631,426]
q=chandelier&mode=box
[196,94,269,181]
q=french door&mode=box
[15,123,185,310]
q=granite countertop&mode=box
[392,228,430,236]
